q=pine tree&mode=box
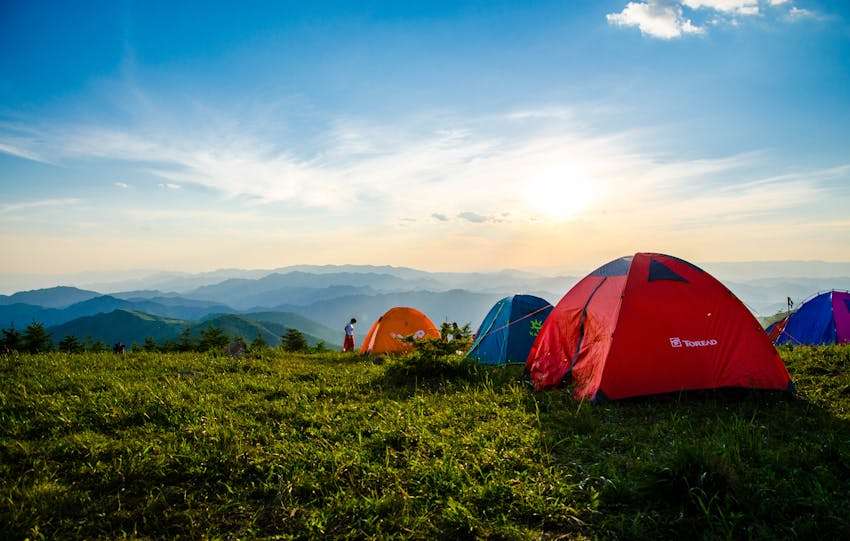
[22,322,52,353]
[199,326,229,352]
[177,327,194,352]
[143,337,159,352]
[88,340,107,353]
[1,326,21,352]
[58,335,83,353]
[281,328,308,352]
[250,333,268,351]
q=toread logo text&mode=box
[669,337,718,348]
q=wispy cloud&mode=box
[457,211,490,223]
[0,87,845,236]
[0,198,81,214]
[787,6,819,21]
[0,142,46,163]
[114,181,130,188]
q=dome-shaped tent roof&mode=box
[774,290,850,345]
[359,306,440,355]
[527,253,792,401]
[468,295,553,365]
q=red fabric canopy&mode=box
[527,253,792,401]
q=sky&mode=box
[1,0,849,276]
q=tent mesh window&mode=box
[647,259,688,283]
[591,256,633,277]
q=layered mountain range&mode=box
[1,264,848,347]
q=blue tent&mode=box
[468,295,553,365]
[775,290,850,345]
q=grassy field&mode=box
[1,347,849,539]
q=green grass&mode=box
[1,346,849,539]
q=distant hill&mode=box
[187,271,429,307]
[0,295,239,329]
[191,314,337,347]
[275,289,507,330]
[0,286,100,308]
[237,312,341,345]
[235,285,377,310]
[48,310,186,345]
[0,303,53,328]
[46,309,339,348]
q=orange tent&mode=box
[359,307,440,355]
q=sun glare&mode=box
[525,168,596,220]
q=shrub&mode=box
[281,328,309,352]
[22,322,52,353]
[1,326,21,352]
[250,333,268,352]
[198,326,229,352]
[58,335,84,354]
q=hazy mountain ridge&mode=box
[273,289,510,330]
[4,265,850,344]
[0,286,101,308]
[46,309,340,348]
[0,294,236,329]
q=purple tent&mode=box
[775,290,850,345]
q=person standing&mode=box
[343,318,357,352]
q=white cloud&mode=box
[607,2,704,40]
[0,92,844,240]
[788,6,817,20]
[681,0,759,15]
[0,142,46,163]
[114,182,130,188]
[0,198,81,214]
[457,211,491,223]
[769,0,790,5]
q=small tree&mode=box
[177,327,195,352]
[142,336,159,352]
[312,340,327,353]
[22,322,52,353]
[250,333,268,352]
[198,326,229,352]
[281,328,308,352]
[2,326,21,352]
[87,340,107,353]
[58,335,83,353]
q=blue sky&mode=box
[1,0,849,275]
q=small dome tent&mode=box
[527,253,792,402]
[774,290,850,345]
[765,317,789,343]
[468,295,553,365]
[360,307,440,355]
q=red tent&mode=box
[526,253,792,401]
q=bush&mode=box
[58,335,84,354]
[385,321,477,384]
[1,326,21,352]
[281,328,309,352]
[250,334,268,352]
[22,322,52,353]
[198,326,229,352]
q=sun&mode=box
[524,167,596,220]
